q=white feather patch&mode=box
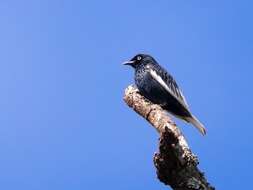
[149,69,189,109]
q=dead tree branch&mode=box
[123,85,214,190]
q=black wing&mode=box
[149,64,189,110]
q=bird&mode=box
[123,54,206,135]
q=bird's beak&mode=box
[122,60,135,66]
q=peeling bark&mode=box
[123,85,214,190]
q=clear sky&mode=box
[0,0,252,189]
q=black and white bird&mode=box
[123,54,206,135]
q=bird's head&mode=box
[123,54,154,69]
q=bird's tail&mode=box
[185,115,206,135]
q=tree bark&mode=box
[123,85,215,190]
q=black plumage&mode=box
[123,54,206,135]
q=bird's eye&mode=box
[137,56,142,61]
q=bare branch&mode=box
[123,85,214,190]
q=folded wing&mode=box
[149,65,189,111]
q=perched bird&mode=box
[123,54,206,135]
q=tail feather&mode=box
[185,115,206,135]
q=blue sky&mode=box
[0,0,252,189]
